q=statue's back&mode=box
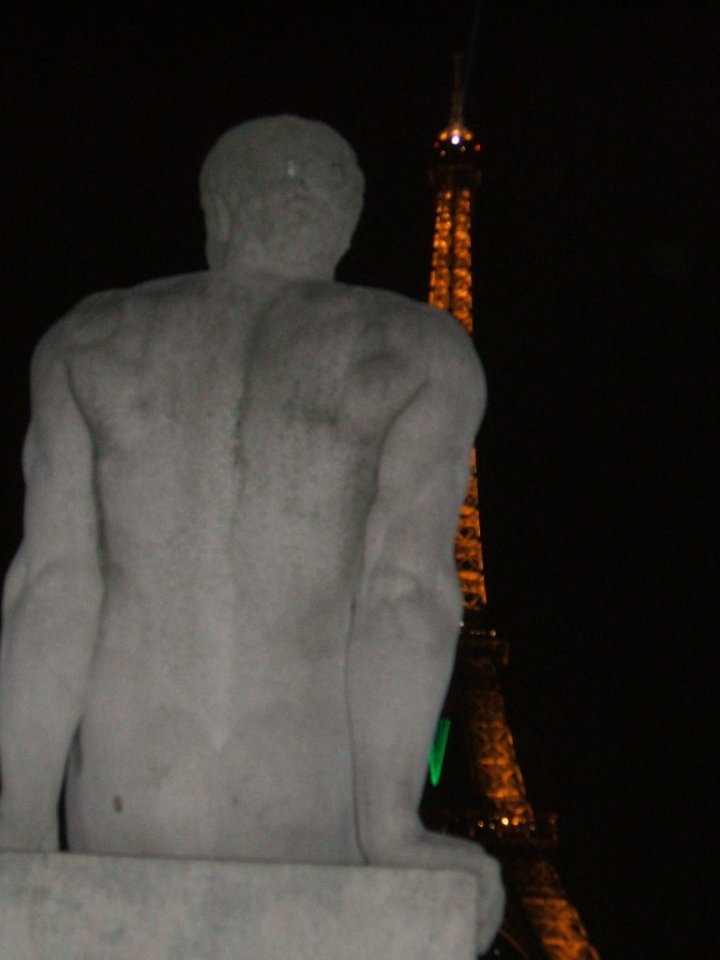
[0,116,503,953]
[64,272,429,864]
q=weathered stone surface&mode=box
[0,116,503,952]
[0,853,477,960]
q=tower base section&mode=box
[0,852,477,960]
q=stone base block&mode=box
[0,852,477,960]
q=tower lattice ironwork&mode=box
[419,65,602,960]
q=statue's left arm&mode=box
[346,318,487,852]
[0,322,102,850]
[345,317,504,953]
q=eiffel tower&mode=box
[419,62,602,960]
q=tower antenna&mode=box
[462,0,483,105]
[450,52,465,125]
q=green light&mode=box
[428,717,451,787]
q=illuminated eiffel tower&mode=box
[419,62,602,960]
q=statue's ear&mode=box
[202,192,234,269]
[211,194,232,244]
[200,188,230,241]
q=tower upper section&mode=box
[427,75,487,612]
[431,51,482,198]
[428,101,482,339]
[431,118,482,193]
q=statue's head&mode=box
[200,116,365,279]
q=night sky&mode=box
[2,4,716,958]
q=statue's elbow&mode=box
[364,566,461,651]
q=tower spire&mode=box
[450,51,465,126]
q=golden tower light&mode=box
[422,63,602,960]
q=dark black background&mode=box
[2,4,716,957]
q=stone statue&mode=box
[0,116,503,951]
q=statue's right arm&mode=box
[0,321,102,850]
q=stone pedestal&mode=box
[0,852,477,960]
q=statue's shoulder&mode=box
[35,273,210,360]
[301,281,434,321]
[337,282,483,381]
[299,281,475,344]
[28,289,126,384]
[293,282,484,411]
